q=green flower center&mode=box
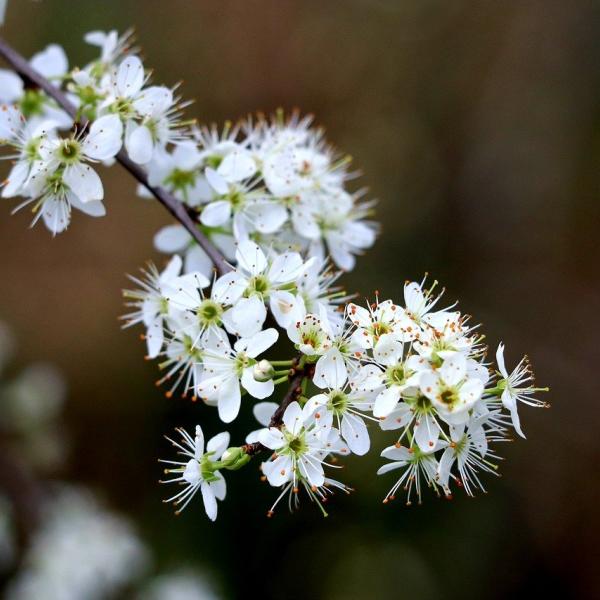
[205,155,223,169]
[198,299,222,326]
[166,168,196,190]
[227,189,244,209]
[234,352,253,376]
[414,395,432,412]
[159,297,170,315]
[438,387,459,407]
[182,335,203,362]
[58,139,81,164]
[25,138,41,162]
[300,328,322,348]
[386,364,408,386]
[110,97,135,119]
[328,391,348,416]
[371,321,391,339]
[247,274,270,296]
[19,89,45,118]
[283,430,307,456]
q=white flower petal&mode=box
[217,149,257,182]
[226,296,267,338]
[201,481,218,521]
[341,413,370,455]
[264,455,292,487]
[30,44,68,79]
[154,224,189,253]
[82,114,123,160]
[314,348,347,390]
[217,376,241,423]
[373,386,400,418]
[440,353,466,387]
[253,402,278,427]
[236,327,279,358]
[235,240,267,276]
[126,124,154,164]
[63,163,103,203]
[200,200,231,227]
[0,70,24,103]
[241,366,274,399]
[282,401,303,436]
[207,432,230,458]
[132,85,173,117]
[115,55,145,97]
[204,167,229,195]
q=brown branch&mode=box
[0,35,308,458]
[0,35,231,275]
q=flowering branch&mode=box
[0,26,548,522]
[0,35,230,275]
[0,33,304,449]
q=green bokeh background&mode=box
[1,1,599,598]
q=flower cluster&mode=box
[1,31,376,273]
[150,111,377,274]
[140,267,547,517]
[0,27,549,521]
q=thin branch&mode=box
[0,35,304,456]
[0,35,231,275]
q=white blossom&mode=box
[197,328,279,422]
[161,425,229,519]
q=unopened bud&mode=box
[221,447,251,470]
[253,359,274,382]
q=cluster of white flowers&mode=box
[0,31,376,273]
[143,269,547,518]
[150,111,377,274]
[0,27,548,522]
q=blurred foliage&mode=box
[0,1,598,598]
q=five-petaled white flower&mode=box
[197,328,279,422]
[496,343,548,438]
[161,425,229,519]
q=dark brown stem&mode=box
[0,35,231,275]
[0,35,307,456]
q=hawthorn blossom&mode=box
[101,55,185,164]
[144,141,209,207]
[0,44,72,128]
[121,255,186,358]
[258,401,347,516]
[6,114,122,234]
[202,163,287,240]
[197,328,279,422]
[161,425,229,519]
[377,443,443,505]
[437,417,502,497]
[347,297,402,352]
[305,385,374,455]
[366,334,422,418]
[495,343,548,438]
[419,352,484,424]
[225,240,314,336]
[0,104,57,199]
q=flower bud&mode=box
[253,359,274,382]
[221,447,251,470]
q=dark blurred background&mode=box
[1,1,599,598]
